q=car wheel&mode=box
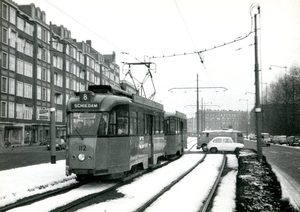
[202,144,208,152]
[210,147,218,153]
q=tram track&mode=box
[2,155,182,212]
[134,153,208,212]
[52,155,183,212]
[0,182,82,212]
[199,154,226,212]
[132,154,227,212]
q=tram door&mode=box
[146,114,154,164]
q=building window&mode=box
[56,110,63,122]
[17,17,24,31]
[2,27,8,44]
[41,68,47,81]
[24,83,32,98]
[24,62,33,77]
[2,52,8,68]
[9,54,15,71]
[42,48,46,61]
[9,30,16,48]
[1,101,7,117]
[42,87,47,101]
[16,81,23,96]
[24,41,33,57]
[24,22,33,36]
[42,28,46,42]
[9,78,15,95]
[47,89,50,102]
[17,37,24,53]
[1,77,8,93]
[10,7,16,25]
[47,69,50,83]
[17,59,24,74]
[37,25,41,39]
[54,73,63,87]
[37,66,41,79]
[8,102,14,118]
[55,94,63,105]
[37,47,42,59]
[16,104,23,119]
[2,3,8,20]
[24,106,32,120]
[37,86,41,100]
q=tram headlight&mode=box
[78,154,86,161]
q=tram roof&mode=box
[165,111,187,119]
[66,85,164,112]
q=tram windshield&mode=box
[68,112,109,136]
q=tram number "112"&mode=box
[79,145,86,151]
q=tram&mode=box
[164,111,187,157]
[65,85,166,181]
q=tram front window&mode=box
[69,112,108,136]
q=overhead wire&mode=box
[44,0,142,63]
[150,3,257,60]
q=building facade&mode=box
[0,0,120,147]
[187,109,248,135]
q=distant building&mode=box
[0,0,119,146]
[187,109,248,135]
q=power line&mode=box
[44,0,143,63]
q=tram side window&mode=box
[138,112,144,134]
[130,111,137,135]
[117,110,129,135]
[169,118,176,133]
[160,116,164,133]
[108,111,116,135]
[165,119,170,134]
[98,113,108,135]
[177,119,181,133]
[155,115,160,134]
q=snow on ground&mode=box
[0,160,77,207]
[211,154,238,212]
[2,137,297,212]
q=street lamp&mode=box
[239,98,249,137]
[49,22,70,164]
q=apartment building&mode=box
[187,109,248,135]
[0,0,120,147]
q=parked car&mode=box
[249,134,257,140]
[286,136,300,146]
[262,133,271,147]
[272,135,287,145]
[47,138,66,151]
[207,136,245,154]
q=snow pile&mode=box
[236,149,297,212]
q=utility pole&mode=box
[196,74,199,145]
[49,22,56,164]
[254,9,262,161]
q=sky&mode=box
[17,0,300,117]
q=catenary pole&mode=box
[49,22,56,164]
[254,10,262,161]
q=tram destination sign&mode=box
[71,103,99,109]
